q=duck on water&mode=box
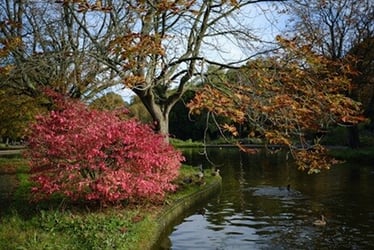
[313,215,327,226]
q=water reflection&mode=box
[157,147,374,249]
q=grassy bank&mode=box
[169,138,204,148]
[0,156,220,249]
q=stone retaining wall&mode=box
[149,176,222,249]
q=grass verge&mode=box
[0,157,220,250]
[169,138,204,148]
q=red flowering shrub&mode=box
[25,93,184,204]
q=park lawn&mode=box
[0,156,214,250]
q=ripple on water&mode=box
[166,149,374,249]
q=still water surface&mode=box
[157,148,374,249]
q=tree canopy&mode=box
[94,0,288,137]
[286,0,373,59]
[0,87,46,141]
[188,36,365,173]
[89,92,126,111]
[284,0,374,147]
[0,0,117,99]
[1,0,371,172]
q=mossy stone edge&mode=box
[149,176,222,249]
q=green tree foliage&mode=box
[127,96,153,124]
[169,89,207,141]
[0,87,46,141]
[349,37,374,130]
[89,92,126,111]
[169,67,245,142]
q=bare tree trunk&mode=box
[155,114,170,142]
[134,89,172,141]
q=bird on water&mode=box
[313,215,327,226]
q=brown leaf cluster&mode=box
[109,33,164,71]
[188,37,365,172]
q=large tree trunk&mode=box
[150,110,170,142]
[135,90,173,142]
[155,114,169,141]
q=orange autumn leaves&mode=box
[0,21,22,75]
[189,84,248,124]
[188,37,365,173]
[109,33,165,71]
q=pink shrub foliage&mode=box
[25,92,184,204]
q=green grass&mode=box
[0,155,28,174]
[0,207,157,250]
[0,157,217,250]
[167,165,214,201]
[170,138,204,147]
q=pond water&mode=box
[156,148,374,249]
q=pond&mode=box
[156,147,374,249]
